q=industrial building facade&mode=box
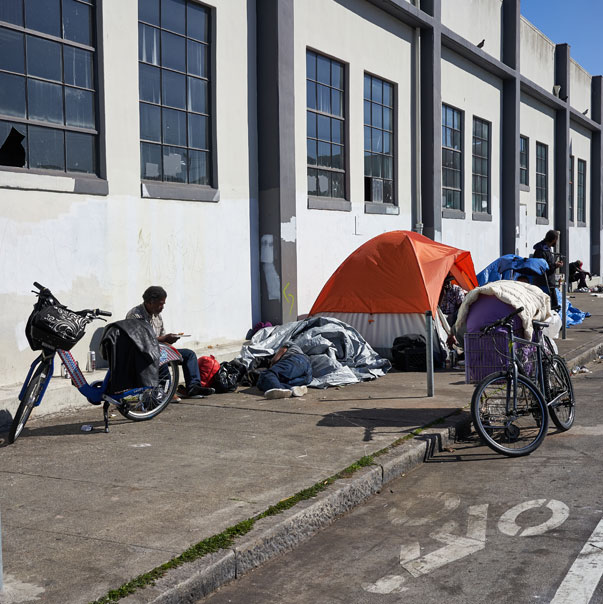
[0,0,601,406]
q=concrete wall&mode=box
[440,48,503,274]
[570,59,592,116]
[520,16,555,94]
[293,0,414,313]
[519,92,556,251]
[0,0,258,387]
[569,122,592,264]
[441,0,503,62]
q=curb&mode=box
[119,411,471,603]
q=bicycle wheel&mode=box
[471,371,548,457]
[9,360,51,443]
[118,361,179,421]
[544,354,575,431]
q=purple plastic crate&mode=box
[464,329,539,384]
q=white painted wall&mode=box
[441,0,502,62]
[293,0,414,313]
[570,60,592,117]
[0,0,258,388]
[519,93,556,253]
[568,123,591,267]
[520,17,555,94]
[440,48,503,274]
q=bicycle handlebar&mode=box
[32,282,112,318]
[481,306,524,334]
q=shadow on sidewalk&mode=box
[317,407,464,442]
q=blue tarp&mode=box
[557,288,591,327]
[477,254,549,286]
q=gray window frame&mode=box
[569,154,574,223]
[306,49,347,206]
[535,142,548,220]
[472,116,490,215]
[577,158,586,224]
[441,103,463,212]
[0,0,104,186]
[138,0,218,201]
[519,135,529,188]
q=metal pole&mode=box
[561,280,567,340]
[426,311,434,397]
[0,507,3,593]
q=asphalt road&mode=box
[200,362,603,604]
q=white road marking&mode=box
[387,492,461,526]
[550,515,603,604]
[498,499,569,537]
[361,574,408,594]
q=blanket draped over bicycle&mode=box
[454,281,552,340]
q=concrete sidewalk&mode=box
[0,292,602,604]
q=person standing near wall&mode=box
[533,230,563,311]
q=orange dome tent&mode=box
[309,230,478,356]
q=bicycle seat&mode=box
[532,320,549,329]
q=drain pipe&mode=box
[413,0,423,234]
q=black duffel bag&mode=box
[211,360,247,393]
[392,334,427,371]
[28,305,87,351]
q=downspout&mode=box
[413,0,423,234]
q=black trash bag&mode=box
[212,360,247,393]
[391,333,445,371]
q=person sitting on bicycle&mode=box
[126,286,214,398]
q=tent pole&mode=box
[426,311,434,396]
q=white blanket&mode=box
[455,281,551,339]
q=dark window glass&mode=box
[0,28,24,73]
[442,104,463,210]
[28,79,63,124]
[28,125,64,170]
[141,142,162,180]
[25,0,61,37]
[27,36,62,81]
[66,131,95,173]
[0,72,26,118]
[0,0,24,26]
[569,155,574,221]
[65,87,95,128]
[140,103,161,142]
[472,117,490,213]
[535,142,548,218]
[162,0,186,34]
[519,135,528,186]
[63,0,92,45]
[306,50,346,199]
[139,0,159,26]
[577,159,586,223]
[161,31,186,71]
[139,0,212,185]
[0,1,98,173]
[0,120,27,167]
[64,46,93,88]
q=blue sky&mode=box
[521,0,603,76]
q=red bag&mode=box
[198,355,220,387]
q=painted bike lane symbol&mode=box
[363,498,569,595]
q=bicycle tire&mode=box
[118,361,179,421]
[9,360,51,443]
[471,371,548,457]
[544,354,575,431]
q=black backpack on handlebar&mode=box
[26,291,87,351]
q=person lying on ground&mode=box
[126,286,214,398]
[569,260,591,290]
[257,341,313,399]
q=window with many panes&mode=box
[569,155,574,222]
[519,135,528,186]
[139,0,211,185]
[442,104,463,210]
[0,0,98,174]
[536,142,548,218]
[306,50,345,199]
[363,73,394,204]
[577,159,586,223]
[472,117,490,213]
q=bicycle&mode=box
[469,306,575,457]
[8,282,182,444]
